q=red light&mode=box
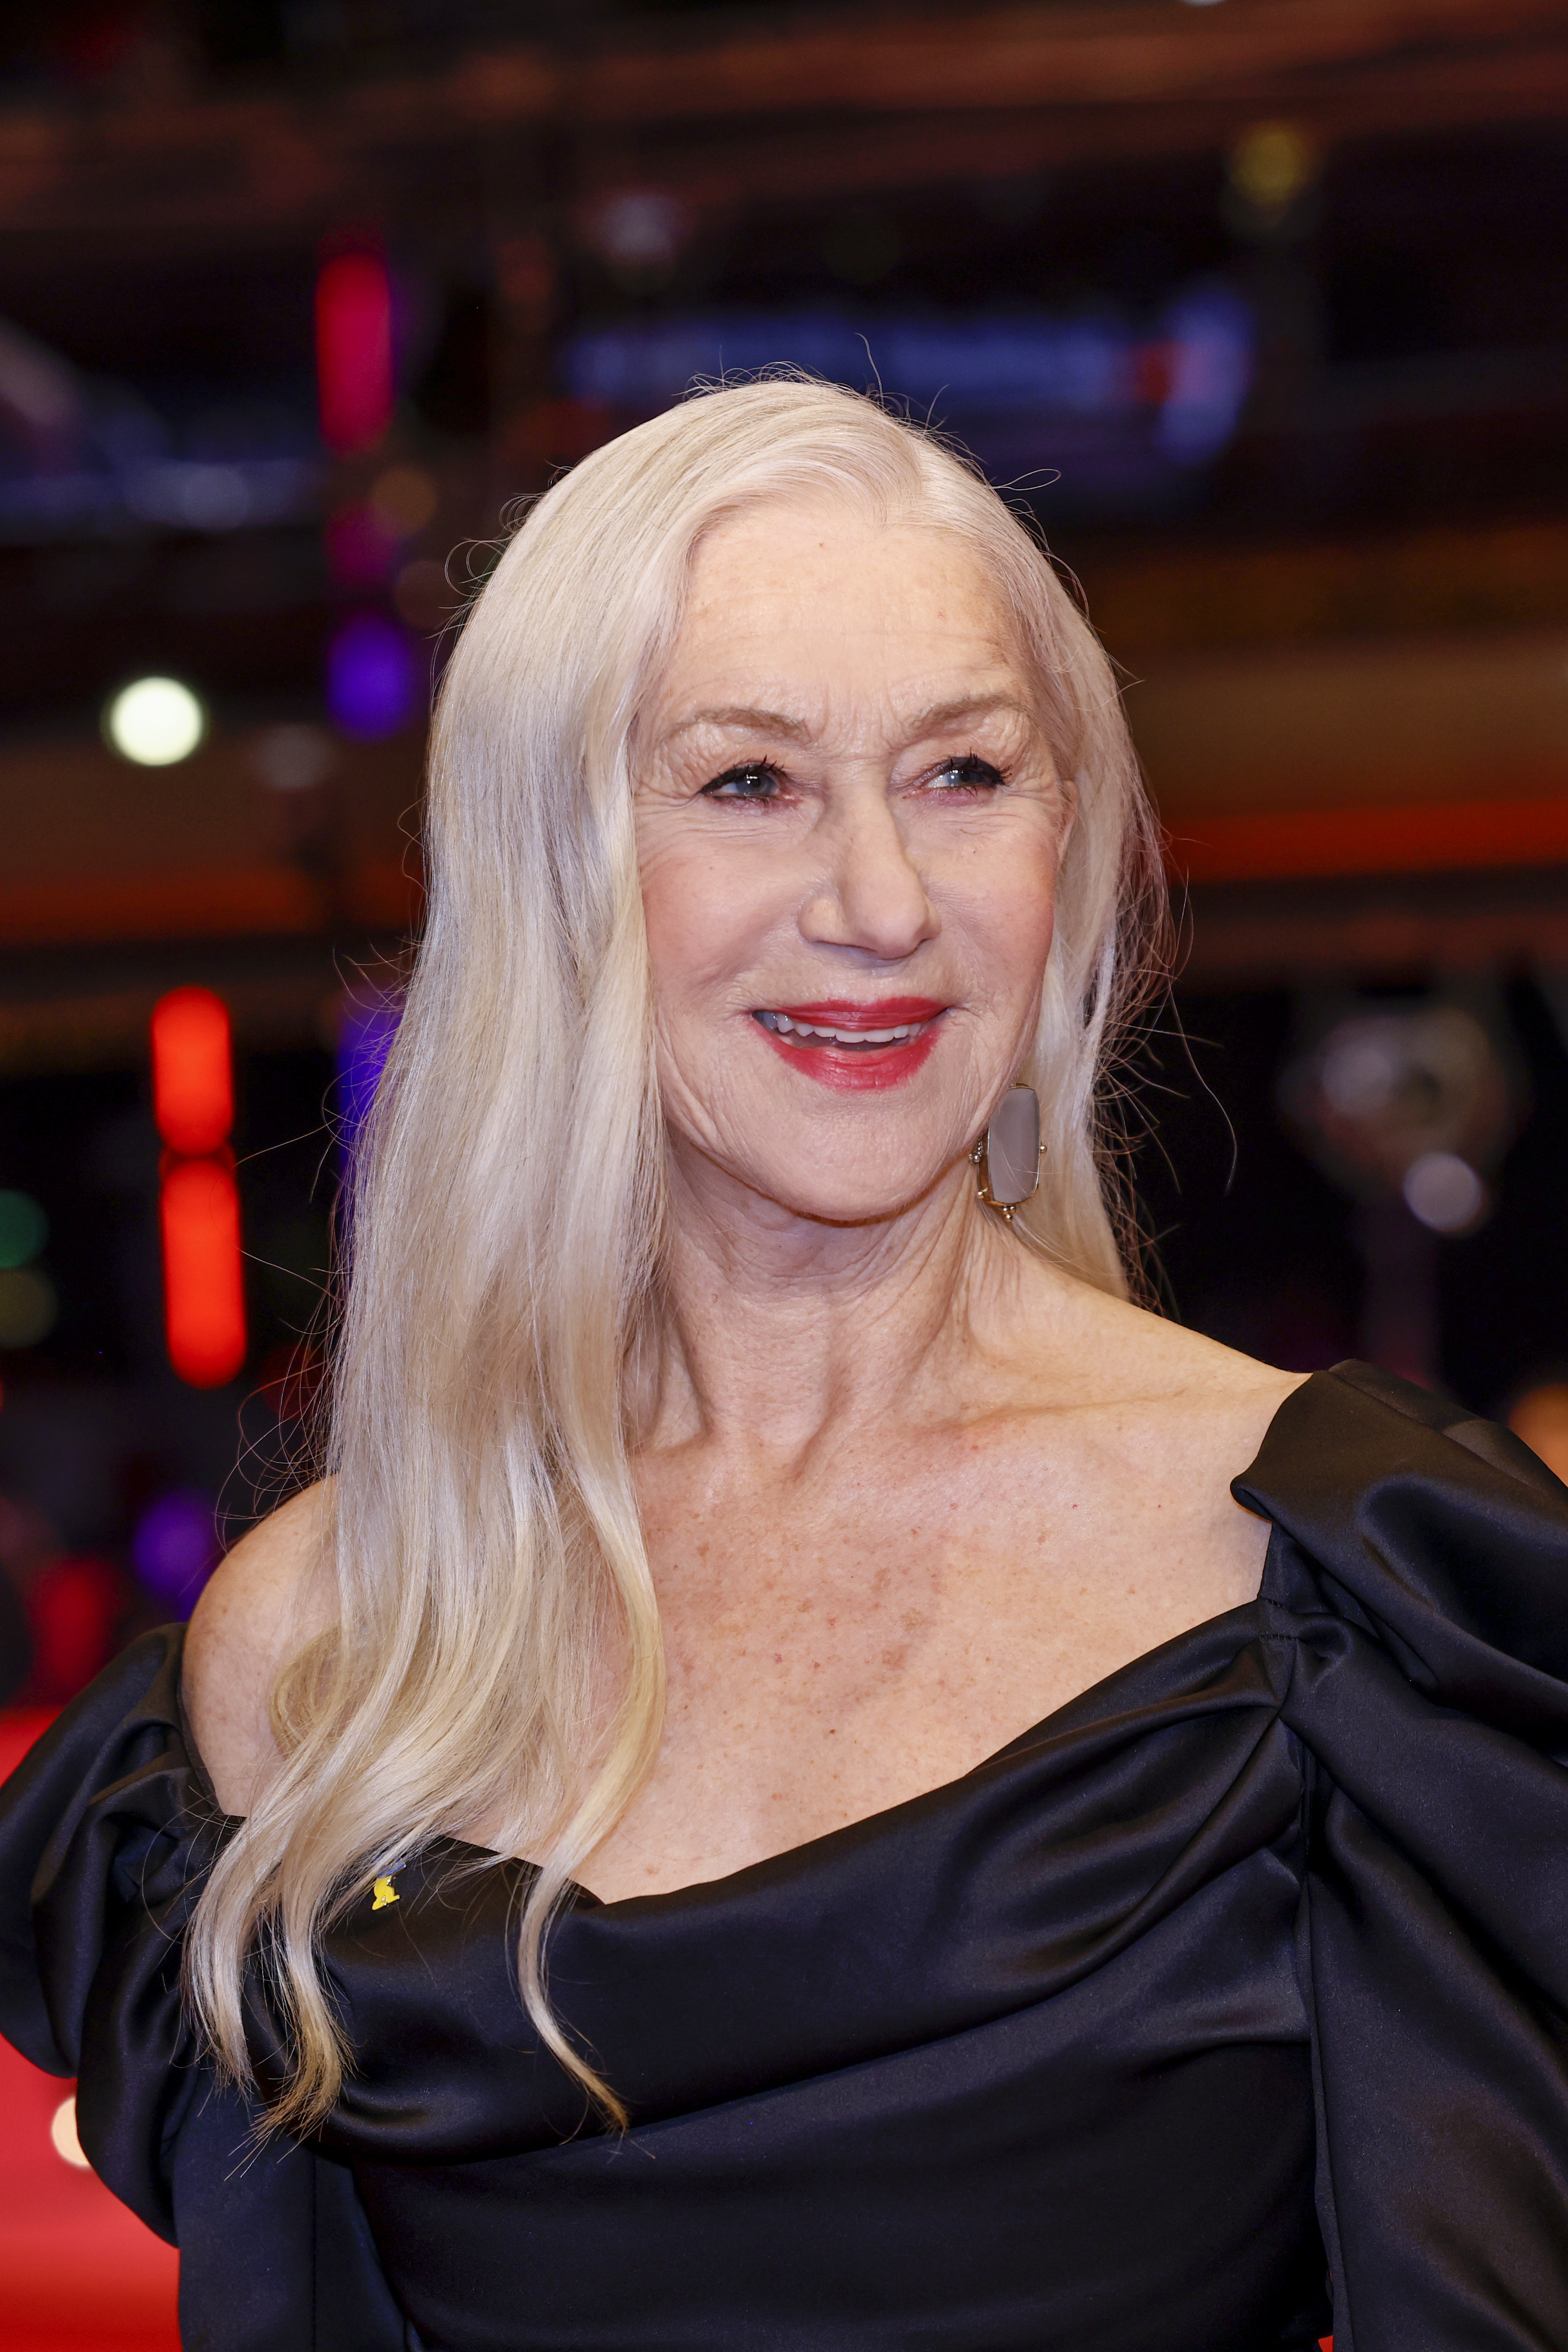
[151,987,244,1387]
[316,251,394,456]
[23,1554,128,1704]
[151,987,233,1153]
[161,1157,246,1388]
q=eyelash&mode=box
[698,753,1007,802]
[699,760,786,802]
[932,754,1007,791]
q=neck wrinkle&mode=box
[641,1151,1030,1461]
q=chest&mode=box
[578,1425,1266,1900]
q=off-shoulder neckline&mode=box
[194,1362,1488,1915]
[431,1367,1333,1912]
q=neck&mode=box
[642,1147,1033,1461]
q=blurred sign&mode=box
[562,285,1253,509]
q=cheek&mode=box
[946,837,1060,1010]
[638,832,781,1011]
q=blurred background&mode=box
[1,0,1567,2336]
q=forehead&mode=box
[650,497,1035,720]
[684,496,1009,626]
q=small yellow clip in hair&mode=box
[371,1875,400,1911]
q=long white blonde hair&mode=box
[187,376,1168,2131]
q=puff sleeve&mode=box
[0,1626,410,2352]
[1238,1363,1568,2352]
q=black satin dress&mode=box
[4,1363,1568,2351]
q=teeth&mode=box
[759,1010,924,1046]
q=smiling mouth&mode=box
[752,1008,941,1052]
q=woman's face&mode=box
[634,497,1071,1227]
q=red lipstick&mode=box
[771,998,945,1029]
[750,997,947,1093]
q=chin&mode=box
[741,1150,952,1228]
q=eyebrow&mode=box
[667,704,813,743]
[664,693,1035,744]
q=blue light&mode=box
[327,611,421,741]
[131,1490,219,1617]
[562,287,1254,503]
[565,307,1176,416]
[337,994,399,1160]
[1155,286,1254,462]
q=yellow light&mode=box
[51,2095,90,2169]
[105,676,207,767]
[1228,122,1317,216]
[0,1266,56,1348]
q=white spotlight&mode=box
[1403,1151,1486,1235]
[105,676,207,767]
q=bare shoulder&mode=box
[1062,1292,1307,1495]
[1095,1294,1307,1466]
[184,1482,333,1814]
[1026,1273,1307,1449]
[994,1272,1310,1620]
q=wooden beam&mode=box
[1076,516,1568,659]
[1179,865,1568,981]
[0,0,1564,257]
[582,0,1568,125]
[0,859,420,949]
[1168,795,1568,885]
[605,52,1568,223]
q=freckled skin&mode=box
[186,497,1303,1886]
[575,502,1304,1901]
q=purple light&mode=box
[327,611,421,741]
[131,1489,219,1617]
[1155,285,1254,463]
[337,994,399,1159]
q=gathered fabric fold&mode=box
[0,1364,1564,2348]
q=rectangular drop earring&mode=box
[973,1085,1042,1225]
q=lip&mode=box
[750,996,948,1093]
[769,997,946,1030]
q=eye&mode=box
[930,753,1005,792]
[699,760,786,803]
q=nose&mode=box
[797,785,938,962]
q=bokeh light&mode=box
[1227,120,1318,219]
[103,675,207,766]
[327,611,421,740]
[249,721,339,794]
[564,292,1254,486]
[0,1266,57,1348]
[50,2097,90,2170]
[24,1553,127,1702]
[316,249,394,455]
[1403,1149,1488,1234]
[131,1489,219,1616]
[151,987,234,1155]
[0,1190,46,1269]
[161,1157,246,1387]
[337,992,399,1159]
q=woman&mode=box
[3,379,1568,2352]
